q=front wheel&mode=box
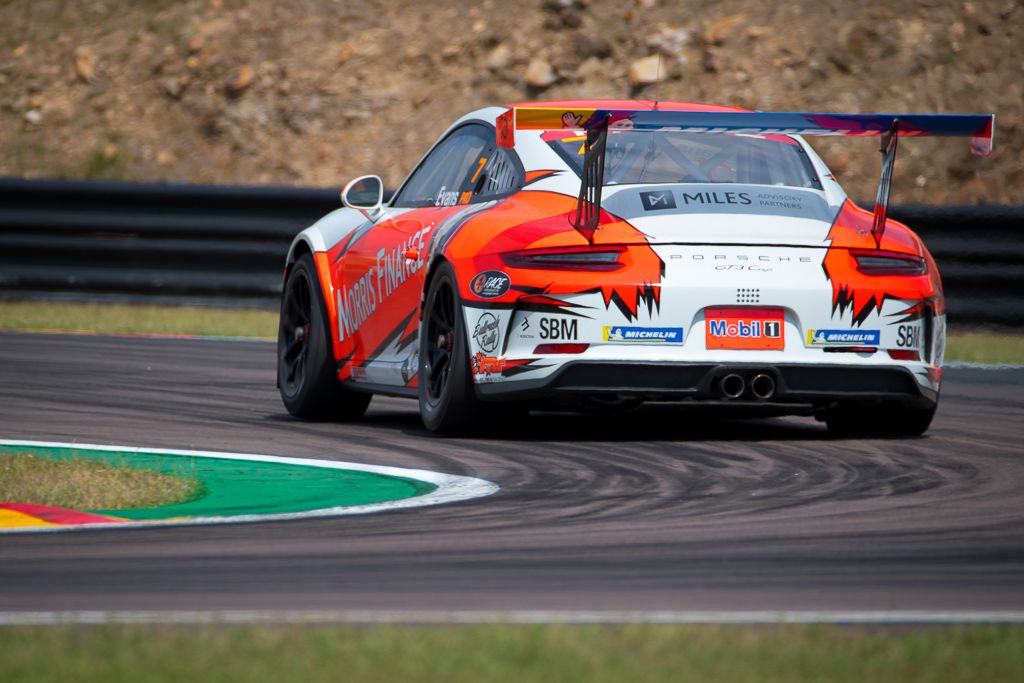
[278,253,371,421]
[823,399,937,438]
[417,262,491,434]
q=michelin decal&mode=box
[806,329,881,346]
[603,326,684,343]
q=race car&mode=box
[277,99,994,435]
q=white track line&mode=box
[1,610,1022,625]
[944,361,1024,370]
[0,440,498,534]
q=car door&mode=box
[336,123,498,388]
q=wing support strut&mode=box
[572,114,609,241]
[872,120,899,247]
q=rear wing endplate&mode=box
[496,107,995,243]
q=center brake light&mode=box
[851,249,927,276]
[501,245,626,271]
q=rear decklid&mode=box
[599,183,839,246]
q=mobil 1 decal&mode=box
[706,307,784,350]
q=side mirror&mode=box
[341,175,384,215]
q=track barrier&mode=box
[0,178,1020,325]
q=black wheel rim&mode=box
[279,270,312,396]
[424,280,456,402]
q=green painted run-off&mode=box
[0,445,435,520]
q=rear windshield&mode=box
[545,130,822,189]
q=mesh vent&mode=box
[736,288,761,303]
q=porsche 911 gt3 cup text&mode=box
[603,326,683,343]
[473,313,500,353]
[806,329,881,346]
[690,254,814,262]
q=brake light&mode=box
[534,343,589,354]
[888,349,921,361]
[851,249,927,276]
[502,246,625,271]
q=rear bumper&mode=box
[476,361,936,406]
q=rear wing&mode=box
[496,107,995,243]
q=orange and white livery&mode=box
[277,99,994,435]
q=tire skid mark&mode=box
[0,334,1022,611]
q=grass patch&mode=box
[944,331,1024,364]
[0,623,1020,682]
[0,301,1022,364]
[0,301,277,339]
[0,453,201,510]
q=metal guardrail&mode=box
[0,178,1021,325]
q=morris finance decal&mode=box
[337,228,429,342]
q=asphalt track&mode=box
[1,332,1023,615]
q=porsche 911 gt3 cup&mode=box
[277,99,994,435]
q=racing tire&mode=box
[278,253,371,421]
[824,399,937,438]
[418,262,492,434]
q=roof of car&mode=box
[509,99,749,112]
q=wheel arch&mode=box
[420,254,452,314]
[284,237,315,279]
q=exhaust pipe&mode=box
[720,373,745,400]
[750,373,776,400]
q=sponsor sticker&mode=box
[602,326,683,343]
[472,313,500,354]
[470,270,511,298]
[705,307,784,350]
[538,317,578,341]
[471,352,506,381]
[516,316,535,340]
[806,329,881,346]
[639,190,677,211]
[896,324,921,348]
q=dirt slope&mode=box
[1,0,1020,203]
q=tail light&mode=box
[851,249,927,276]
[502,246,625,271]
[888,349,921,361]
[534,343,589,354]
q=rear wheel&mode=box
[418,262,491,434]
[823,399,937,437]
[278,253,371,421]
